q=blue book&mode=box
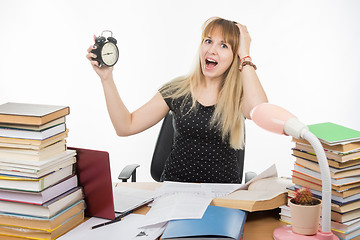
[161,205,247,240]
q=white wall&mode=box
[1,0,359,182]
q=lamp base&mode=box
[273,225,339,240]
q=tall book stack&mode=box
[279,122,360,240]
[0,102,85,240]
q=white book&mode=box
[0,140,66,161]
[294,185,360,203]
[0,156,76,178]
[0,117,65,131]
[0,164,74,192]
[0,175,78,204]
[0,150,76,169]
[293,164,360,185]
[0,123,66,140]
[0,187,83,218]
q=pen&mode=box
[91,198,154,230]
[91,212,129,230]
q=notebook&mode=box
[68,147,116,220]
[161,205,247,240]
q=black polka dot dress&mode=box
[160,93,242,183]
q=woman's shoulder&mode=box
[159,76,188,98]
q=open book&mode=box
[212,165,293,212]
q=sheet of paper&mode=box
[200,183,243,197]
[158,181,242,198]
[139,193,213,227]
[113,185,161,213]
[58,214,166,240]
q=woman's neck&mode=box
[193,79,221,106]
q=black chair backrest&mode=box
[150,113,245,182]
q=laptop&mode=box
[68,147,116,220]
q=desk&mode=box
[115,182,287,240]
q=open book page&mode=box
[217,177,292,202]
[220,177,293,201]
[248,177,293,199]
[212,173,294,211]
[238,164,278,190]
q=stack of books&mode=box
[0,102,85,240]
[279,122,360,240]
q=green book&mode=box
[308,122,360,145]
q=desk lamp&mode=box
[250,103,339,240]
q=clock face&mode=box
[101,42,119,66]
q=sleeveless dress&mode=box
[160,93,242,183]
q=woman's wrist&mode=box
[239,58,257,72]
[101,73,114,84]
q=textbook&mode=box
[0,210,84,240]
[294,157,360,179]
[295,142,360,163]
[293,165,360,186]
[0,156,75,179]
[161,205,247,240]
[0,175,78,204]
[289,185,360,206]
[0,117,65,132]
[292,149,360,169]
[212,177,293,212]
[0,149,76,170]
[0,139,66,161]
[0,165,74,192]
[0,187,83,218]
[0,130,68,150]
[307,122,360,146]
[0,102,69,126]
[0,200,85,231]
[292,170,360,192]
[292,137,360,153]
[292,175,360,198]
[0,122,66,140]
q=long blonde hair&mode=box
[160,17,245,149]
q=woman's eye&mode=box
[205,39,212,44]
[221,43,228,49]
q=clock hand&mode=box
[103,53,113,55]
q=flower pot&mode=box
[289,198,321,235]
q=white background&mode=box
[1,0,359,182]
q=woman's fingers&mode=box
[86,44,98,62]
[235,23,251,58]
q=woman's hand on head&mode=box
[86,35,114,82]
[236,24,251,59]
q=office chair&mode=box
[118,113,256,183]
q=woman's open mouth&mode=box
[205,58,218,70]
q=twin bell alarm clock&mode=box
[91,30,119,67]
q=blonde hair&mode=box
[160,17,245,149]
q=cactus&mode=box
[292,187,319,206]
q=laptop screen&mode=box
[68,147,116,220]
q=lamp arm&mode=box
[251,103,333,234]
[302,130,332,233]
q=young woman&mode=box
[86,17,268,183]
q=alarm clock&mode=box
[91,30,119,67]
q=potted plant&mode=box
[289,187,322,235]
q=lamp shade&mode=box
[250,103,296,135]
